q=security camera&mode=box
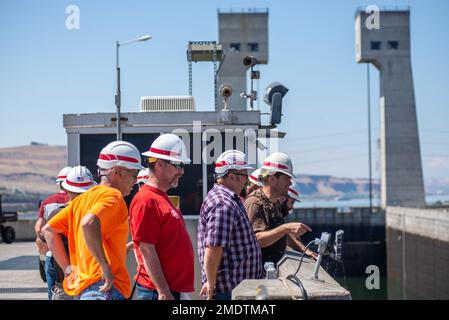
[219,84,233,111]
[243,55,258,68]
[264,82,289,105]
[219,83,233,98]
[264,82,289,125]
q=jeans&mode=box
[136,284,181,300]
[79,280,125,300]
[44,256,56,300]
[51,283,75,300]
[213,291,232,300]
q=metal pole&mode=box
[115,42,121,141]
[367,64,373,213]
[213,42,218,110]
[250,66,254,111]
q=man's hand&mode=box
[305,248,318,260]
[35,237,48,255]
[99,265,114,292]
[200,281,215,300]
[126,241,135,254]
[285,222,312,237]
[157,288,175,300]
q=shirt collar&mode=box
[214,183,239,200]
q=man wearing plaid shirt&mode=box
[198,150,263,300]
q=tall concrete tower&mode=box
[218,9,268,111]
[355,8,426,208]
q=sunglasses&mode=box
[163,159,185,170]
[231,172,249,179]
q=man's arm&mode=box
[35,218,49,255]
[200,246,224,300]
[35,218,45,237]
[256,223,312,248]
[81,213,114,292]
[42,224,70,273]
[138,242,173,300]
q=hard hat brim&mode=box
[249,179,264,187]
[62,181,97,194]
[261,165,296,178]
[288,192,301,202]
[141,150,191,164]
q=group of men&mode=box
[35,133,315,300]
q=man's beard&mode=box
[169,176,180,189]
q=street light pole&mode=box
[115,35,152,141]
[115,41,121,140]
[367,63,373,214]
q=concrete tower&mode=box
[218,9,268,111]
[355,8,425,208]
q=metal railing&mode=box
[217,7,269,14]
[355,5,410,17]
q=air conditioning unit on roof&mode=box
[140,96,196,112]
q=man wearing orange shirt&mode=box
[42,141,143,300]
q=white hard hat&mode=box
[215,150,254,176]
[288,181,301,202]
[56,167,72,183]
[260,152,295,178]
[136,168,150,185]
[61,165,96,194]
[141,133,191,163]
[97,141,144,170]
[249,168,264,187]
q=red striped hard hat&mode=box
[62,166,96,194]
[97,141,144,170]
[215,150,254,175]
[56,167,72,183]
[141,133,191,163]
[288,181,301,202]
[261,152,295,178]
[249,168,264,187]
[136,168,150,184]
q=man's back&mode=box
[47,185,131,297]
[39,192,69,220]
[129,184,194,293]
[198,184,262,293]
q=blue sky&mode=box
[1,0,448,180]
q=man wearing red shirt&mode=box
[34,166,71,300]
[130,133,194,300]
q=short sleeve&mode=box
[244,200,267,233]
[38,201,45,219]
[204,202,235,247]
[131,199,161,245]
[89,190,126,237]
[47,203,70,237]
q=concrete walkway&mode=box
[0,241,47,300]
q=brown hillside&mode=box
[0,145,67,194]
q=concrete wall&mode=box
[386,206,449,299]
[2,220,36,242]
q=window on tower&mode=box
[230,43,241,52]
[247,42,259,52]
[388,41,399,50]
[371,41,382,50]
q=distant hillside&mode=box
[0,144,67,202]
[293,174,380,198]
